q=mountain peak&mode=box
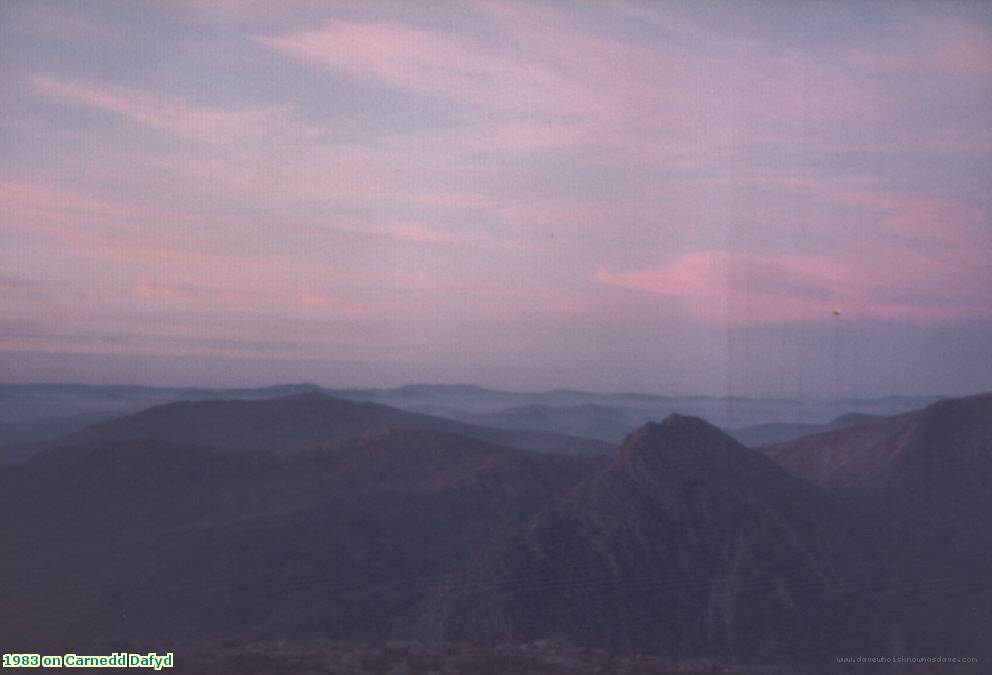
[623,413,732,446]
[657,412,714,430]
[617,414,745,477]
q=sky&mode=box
[1,0,991,398]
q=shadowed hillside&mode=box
[2,395,990,673]
[66,392,612,457]
[725,413,882,447]
[419,415,897,666]
[0,429,603,650]
[764,393,992,549]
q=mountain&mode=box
[0,381,940,455]
[419,415,897,666]
[447,402,644,442]
[0,383,331,456]
[0,429,603,650]
[0,410,120,447]
[331,386,937,439]
[5,395,990,669]
[726,412,882,447]
[64,392,612,457]
[763,393,992,549]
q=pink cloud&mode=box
[253,12,748,142]
[711,174,986,245]
[133,281,376,319]
[24,9,970,253]
[1,180,520,303]
[386,222,460,245]
[5,181,553,333]
[1,180,372,305]
[596,248,991,325]
[251,6,904,167]
[253,19,573,115]
[13,5,123,46]
[375,221,510,248]
[32,76,323,143]
[135,282,219,301]
[847,19,992,77]
[1,180,129,219]
[9,5,990,353]
[596,251,846,322]
[0,179,254,257]
[0,276,34,292]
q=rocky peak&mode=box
[616,414,747,480]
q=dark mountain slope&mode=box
[0,429,603,650]
[726,412,882,447]
[763,392,992,548]
[447,402,643,442]
[6,400,991,668]
[66,392,611,456]
[419,415,892,665]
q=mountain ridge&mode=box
[763,392,992,548]
[3,392,990,669]
[62,391,612,457]
[419,416,895,664]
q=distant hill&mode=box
[448,402,644,442]
[65,392,612,457]
[0,383,329,452]
[337,386,938,440]
[0,382,940,451]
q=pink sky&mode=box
[1,1,991,396]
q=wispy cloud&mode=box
[847,18,992,77]
[32,76,325,143]
[0,276,35,291]
[135,282,229,301]
[596,245,992,325]
[249,2,978,175]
